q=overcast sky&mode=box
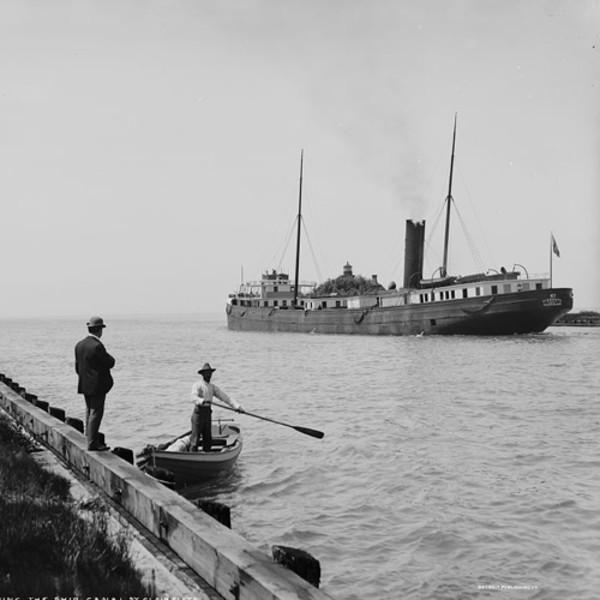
[0,1,598,318]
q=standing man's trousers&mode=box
[84,393,106,449]
[190,405,212,451]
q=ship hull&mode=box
[227,288,573,336]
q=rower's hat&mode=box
[198,362,216,374]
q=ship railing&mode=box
[508,266,549,282]
[241,280,265,288]
[234,280,316,297]
[527,272,550,281]
[241,278,316,288]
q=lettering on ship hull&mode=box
[542,293,563,307]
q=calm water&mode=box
[1,315,599,600]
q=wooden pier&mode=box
[0,376,335,600]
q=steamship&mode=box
[226,122,573,335]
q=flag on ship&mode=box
[551,233,560,258]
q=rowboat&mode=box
[137,421,242,486]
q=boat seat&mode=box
[203,438,227,447]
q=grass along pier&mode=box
[0,412,153,595]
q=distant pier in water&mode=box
[554,310,600,326]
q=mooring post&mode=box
[49,406,66,421]
[66,416,84,433]
[272,545,321,588]
[112,446,134,464]
[197,500,231,529]
[33,399,49,412]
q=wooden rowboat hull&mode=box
[147,443,242,484]
[139,423,242,485]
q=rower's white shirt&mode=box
[191,379,239,410]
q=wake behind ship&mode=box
[226,122,573,336]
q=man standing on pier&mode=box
[74,316,116,451]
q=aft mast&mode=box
[441,114,457,278]
[293,150,304,307]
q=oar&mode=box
[212,401,325,439]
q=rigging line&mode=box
[453,202,486,273]
[387,225,418,282]
[387,204,447,283]
[301,219,323,283]
[388,253,404,283]
[425,199,446,251]
[381,220,407,279]
[387,140,455,282]
[387,207,447,283]
[455,163,496,267]
[274,217,298,272]
[386,235,405,282]
[423,200,446,269]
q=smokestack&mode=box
[403,220,426,288]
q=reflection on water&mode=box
[178,466,244,502]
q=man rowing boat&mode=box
[190,362,244,452]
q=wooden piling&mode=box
[272,545,321,588]
[112,446,134,464]
[49,406,66,421]
[66,416,84,433]
[197,500,231,529]
[33,399,49,412]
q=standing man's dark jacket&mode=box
[75,335,115,395]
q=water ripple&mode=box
[1,318,599,599]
